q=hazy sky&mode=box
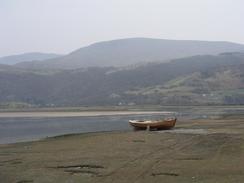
[0,0,243,56]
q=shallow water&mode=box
[0,114,164,144]
[0,106,244,144]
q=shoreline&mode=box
[0,130,130,146]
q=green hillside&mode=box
[0,53,243,107]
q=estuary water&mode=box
[0,114,164,144]
[0,106,244,144]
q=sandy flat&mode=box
[0,111,172,118]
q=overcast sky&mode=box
[0,0,243,56]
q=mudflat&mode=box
[1,117,244,183]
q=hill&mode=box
[15,38,244,70]
[0,52,244,107]
[0,52,62,65]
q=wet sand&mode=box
[0,111,170,118]
[1,117,244,183]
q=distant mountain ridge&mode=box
[1,38,244,107]
[0,52,63,65]
[15,38,244,70]
[0,52,244,107]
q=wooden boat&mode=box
[129,117,177,130]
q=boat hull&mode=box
[129,118,176,130]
